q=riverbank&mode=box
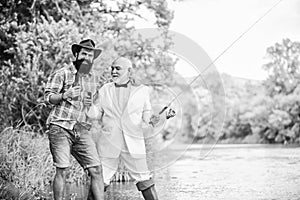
[105,144,300,200]
[35,144,300,200]
[1,126,299,199]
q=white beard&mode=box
[112,74,130,84]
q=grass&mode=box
[0,126,86,199]
[0,125,156,199]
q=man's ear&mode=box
[76,48,82,58]
[128,67,133,78]
[75,52,79,60]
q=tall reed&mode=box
[0,126,86,199]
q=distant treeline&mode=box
[169,39,300,145]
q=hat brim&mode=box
[71,44,102,59]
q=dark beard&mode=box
[73,58,93,74]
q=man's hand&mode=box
[149,114,160,127]
[63,86,81,100]
[83,92,92,107]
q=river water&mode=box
[64,144,300,200]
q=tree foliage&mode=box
[191,68,300,144]
[263,39,300,96]
[190,39,300,144]
[0,0,176,132]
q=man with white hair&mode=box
[88,57,160,199]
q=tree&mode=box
[263,38,300,96]
[258,38,300,144]
[0,0,176,132]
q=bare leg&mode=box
[87,187,95,200]
[87,165,104,200]
[87,174,94,200]
[53,167,68,200]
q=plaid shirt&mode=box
[44,64,100,131]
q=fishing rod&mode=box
[157,0,284,117]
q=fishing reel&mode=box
[159,106,176,119]
[166,108,176,119]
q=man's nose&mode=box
[81,55,87,60]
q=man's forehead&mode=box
[80,48,94,54]
[111,64,128,69]
[112,57,132,69]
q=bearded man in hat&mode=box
[87,57,166,200]
[44,39,104,200]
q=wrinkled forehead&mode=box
[112,57,132,69]
[79,48,94,55]
[111,64,130,71]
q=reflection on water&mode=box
[62,144,300,200]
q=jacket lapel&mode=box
[108,83,122,116]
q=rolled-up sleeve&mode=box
[44,71,63,104]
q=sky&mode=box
[135,0,300,80]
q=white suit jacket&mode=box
[89,82,152,159]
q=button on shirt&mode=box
[44,64,100,131]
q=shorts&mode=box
[48,124,101,169]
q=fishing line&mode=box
[158,0,284,115]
